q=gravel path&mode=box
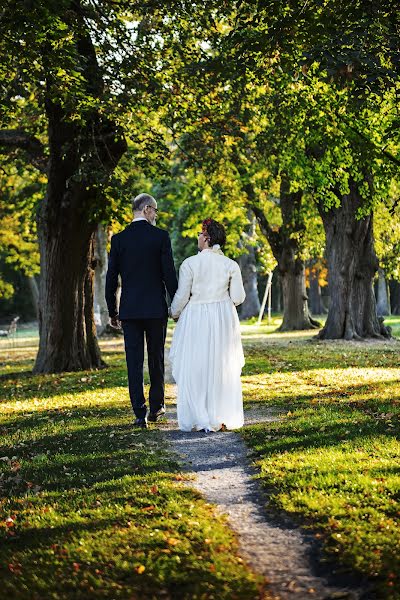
[159,389,368,600]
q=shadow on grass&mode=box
[0,407,182,491]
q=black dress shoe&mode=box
[134,417,148,429]
[147,407,166,422]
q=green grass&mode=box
[0,350,264,599]
[241,332,400,599]
[2,320,400,598]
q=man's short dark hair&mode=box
[132,193,156,212]
[202,219,227,247]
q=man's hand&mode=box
[110,316,122,329]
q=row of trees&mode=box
[0,1,399,372]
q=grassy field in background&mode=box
[1,317,400,598]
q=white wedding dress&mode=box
[169,245,246,432]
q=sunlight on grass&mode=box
[1,317,400,597]
[241,339,400,598]
[0,361,263,599]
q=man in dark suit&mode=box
[105,193,178,428]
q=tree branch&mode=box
[0,129,47,172]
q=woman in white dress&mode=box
[169,219,246,432]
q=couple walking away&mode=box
[105,193,246,432]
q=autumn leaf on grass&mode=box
[149,485,159,495]
[8,562,22,575]
[136,565,145,574]
[5,516,16,528]
[167,537,180,546]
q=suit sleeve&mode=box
[170,259,193,319]
[105,234,120,318]
[161,232,178,302]
[229,261,246,306]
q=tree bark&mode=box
[94,225,111,334]
[250,175,320,330]
[238,216,260,320]
[307,260,326,315]
[238,247,260,319]
[317,179,391,340]
[389,280,400,315]
[33,8,127,373]
[27,275,39,319]
[376,268,391,316]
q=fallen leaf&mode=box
[8,562,22,575]
[167,537,180,546]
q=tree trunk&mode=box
[389,280,400,315]
[317,179,391,340]
[238,247,260,319]
[94,225,111,335]
[376,268,391,316]
[27,275,39,319]
[307,260,325,315]
[34,200,104,372]
[238,216,260,320]
[279,251,319,331]
[271,271,282,312]
[33,20,127,372]
[250,175,319,330]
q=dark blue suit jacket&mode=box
[105,220,178,320]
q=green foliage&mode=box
[0,167,42,305]
[374,186,400,279]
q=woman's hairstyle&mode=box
[202,218,226,247]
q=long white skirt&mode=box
[169,299,245,432]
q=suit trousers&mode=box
[121,318,167,419]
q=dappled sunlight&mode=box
[243,366,400,405]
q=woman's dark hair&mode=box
[202,218,226,247]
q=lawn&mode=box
[1,317,400,599]
[0,344,264,599]
[240,320,400,599]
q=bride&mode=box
[169,218,246,432]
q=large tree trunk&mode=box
[35,211,101,372]
[279,249,319,331]
[318,179,391,340]
[33,12,127,373]
[249,175,319,330]
[376,268,391,316]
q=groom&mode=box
[105,193,178,428]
